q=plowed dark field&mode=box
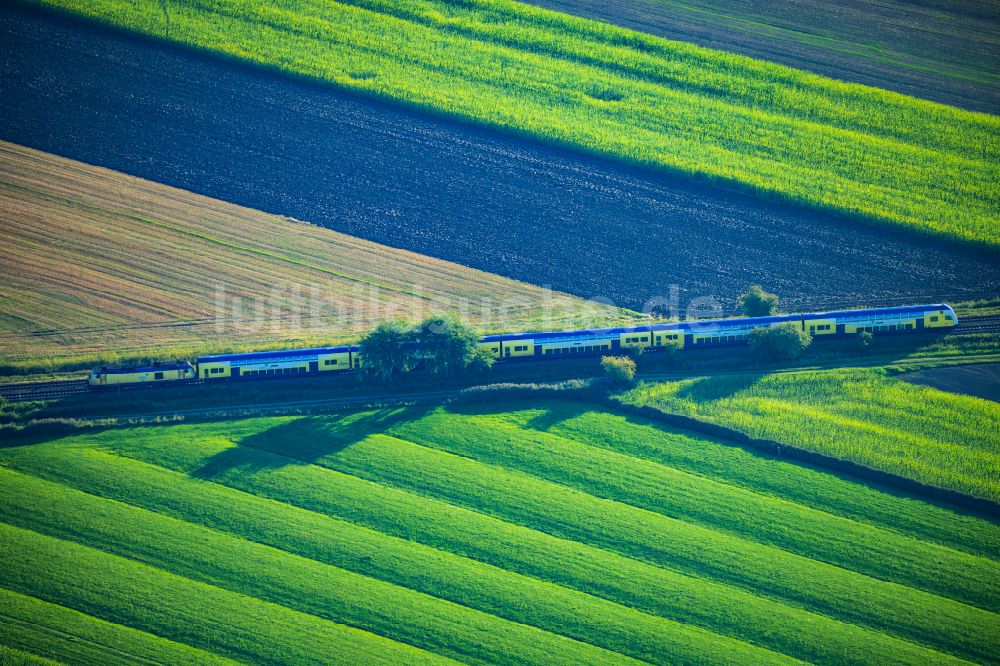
[2,6,998,313]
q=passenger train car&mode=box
[88,304,956,386]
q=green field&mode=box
[621,366,1000,500]
[0,400,997,664]
[29,0,1000,246]
[523,0,1000,112]
[0,142,634,375]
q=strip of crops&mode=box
[0,644,58,666]
[29,0,1000,246]
[392,411,1000,610]
[0,523,453,665]
[0,466,784,666]
[4,442,971,665]
[0,587,236,666]
[621,368,1000,500]
[485,403,1000,559]
[229,431,999,661]
[48,420,998,663]
[516,0,1000,113]
[0,469,654,666]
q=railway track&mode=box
[953,315,1000,335]
[0,379,91,402]
[2,314,997,404]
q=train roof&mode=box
[804,303,953,318]
[489,324,651,343]
[197,345,356,363]
[488,304,952,341]
[92,361,194,375]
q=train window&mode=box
[154,372,164,380]
[930,316,939,322]
[324,359,337,366]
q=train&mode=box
[87,303,957,386]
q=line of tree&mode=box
[359,316,494,381]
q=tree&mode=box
[749,322,812,360]
[601,355,636,385]
[737,285,779,317]
[360,316,493,381]
[466,345,498,375]
[407,315,489,377]
[358,320,412,381]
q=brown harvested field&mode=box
[0,142,636,371]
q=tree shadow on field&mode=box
[524,402,593,432]
[193,404,433,479]
[445,398,593,432]
[674,373,764,404]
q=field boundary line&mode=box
[599,396,1000,518]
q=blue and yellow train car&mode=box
[803,304,957,336]
[197,346,360,380]
[88,361,195,386]
[491,304,956,358]
[477,336,503,359]
[666,315,802,348]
